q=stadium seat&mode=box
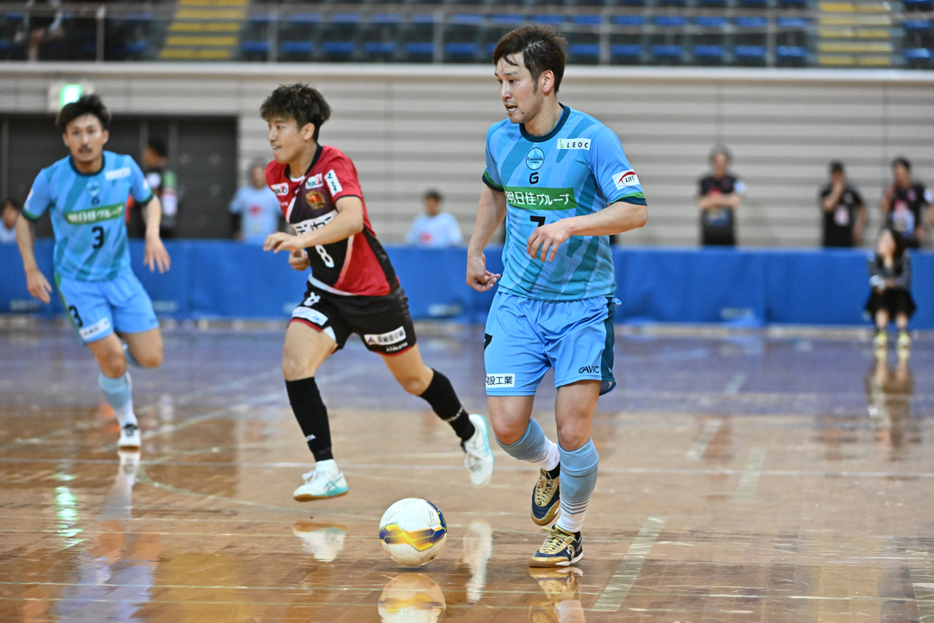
[444,14,483,63]
[694,45,726,62]
[903,0,934,10]
[735,45,767,63]
[654,16,687,28]
[240,40,269,62]
[565,15,601,65]
[320,12,362,62]
[905,47,933,67]
[652,44,684,62]
[612,15,646,27]
[734,16,768,65]
[359,13,400,61]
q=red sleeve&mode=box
[321,149,363,201]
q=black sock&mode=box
[285,377,333,462]
[546,463,560,479]
[419,369,476,442]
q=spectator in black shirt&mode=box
[698,147,744,247]
[881,157,932,249]
[820,161,866,248]
[866,226,915,355]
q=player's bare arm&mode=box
[466,185,506,292]
[15,215,52,304]
[142,195,171,273]
[822,181,845,212]
[264,196,364,254]
[527,201,647,263]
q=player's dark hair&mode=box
[2,197,21,211]
[879,225,908,260]
[892,156,911,172]
[829,161,844,174]
[260,84,331,141]
[147,138,168,158]
[493,25,567,94]
[423,189,443,202]
[56,94,111,131]
[709,146,732,164]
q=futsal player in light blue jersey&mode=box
[15,95,171,450]
[467,26,648,567]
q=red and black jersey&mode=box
[266,145,398,297]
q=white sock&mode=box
[536,438,560,472]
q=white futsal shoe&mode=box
[462,414,494,488]
[292,520,348,562]
[293,459,349,501]
[118,422,141,449]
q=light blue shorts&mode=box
[56,271,158,344]
[484,291,618,396]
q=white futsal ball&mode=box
[379,498,447,566]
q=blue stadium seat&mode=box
[611,44,642,57]
[736,16,769,28]
[903,0,934,10]
[652,44,683,59]
[451,13,484,25]
[241,41,269,57]
[405,42,435,56]
[531,15,566,26]
[573,15,603,26]
[613,15,646,27]
[491,14,524,27]
[777,45,806,58]
[655,16,687,28]
[446,42,478,55]
[570,43,600,57]
[905,47,932,59]
[904,19,933,30]
[777,17,808,28]
[364,42,396,54]
[323,41,354,54]
[289,13,321,25]
[281,41,314,55]
[695,16,727,28]
[694,45,725,59]
[735,45,767,61]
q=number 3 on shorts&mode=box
[315,245,334,268]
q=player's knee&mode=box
[397,375,428,395]
[97,348,127,377]
[135,347,162,368]
[556,421,588,451]
[282,352,314,380]
[490,418,525,446]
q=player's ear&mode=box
[101,129,109,146]
[301,123,316,141]
[541,70,555,96]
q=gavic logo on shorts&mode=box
[578,364,600,374]
[79,317,111,341]
[364,327,406,346]
[486,374,516,388]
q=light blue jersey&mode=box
[22,152,153,282]
[483,105,646,301]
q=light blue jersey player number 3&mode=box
[482,105,646,301]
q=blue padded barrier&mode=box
[1,242,931,328]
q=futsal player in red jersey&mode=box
[260,84,494,500]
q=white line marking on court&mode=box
[910,567,934,622]
[724,373,746,395]
[684,418,722,461]
[592,516,665,612]
[733,447,767,504]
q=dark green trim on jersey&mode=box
[21,208,40,222]
[482,171,504,192]
[136,191,155,206]
[612,194,647,206]
[69,154,106,177]
[64,202,125,225]
[520,104,570,143]
[504,187,577,210]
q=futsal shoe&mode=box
[118,422,141,449]
[897,330,911,354]
[293,459,349,501]
[874,330,887,351]
[292,520,348,562]
[530,526,583,568]
[531,468,560,526]
[462,414,494,488]
[118,449,141,479]
[462,520,493,603]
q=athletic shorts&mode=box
[484,291,618,397]
[56,271,158,344]
[290,282,417,356]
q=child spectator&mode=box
[866,226,916,355]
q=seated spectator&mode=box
[229,162,282,244]
[698,147,744,247]
[0,198,20,244]
[406,190,462,248]
[866,226,916,356]
[820,161,866,248]
[15,0,64,61]
[881,157,932,249]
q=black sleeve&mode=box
[230,213,242,236]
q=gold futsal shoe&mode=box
[531,468,560,526]
[530,526,582,568]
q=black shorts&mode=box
[290,282,417,356]
[865,288,916,319]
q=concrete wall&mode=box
[2,63,932,247]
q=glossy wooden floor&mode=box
[1,320,932,622]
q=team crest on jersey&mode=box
[305,174,323,189]
[86,180,101,197]
[271,183,289,196]
[305,190,326,210]
[613,170,640,190]
[526,148,545,170]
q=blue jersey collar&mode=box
[520,104,569,143]
[69,153,106,177]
